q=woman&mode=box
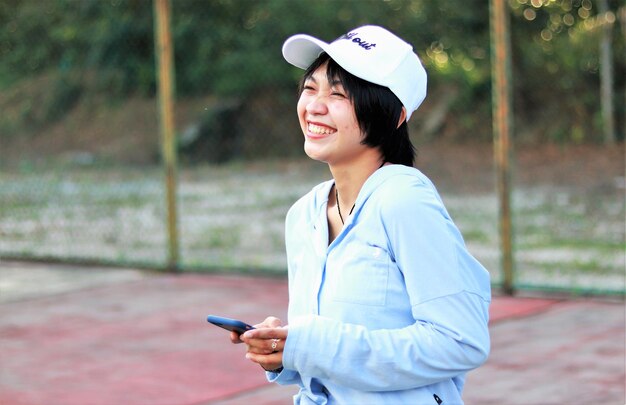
[234,25,491,404]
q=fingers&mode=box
[240,325,287,356]
[242,326,287,341]
[244,337,284,355]
[253,316,283,329]
[229,330,243,344]
[245,350,283,372]
[265,316,282,328]
[238,320,286,372]
[228,316,281,344]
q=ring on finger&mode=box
[271,338,280,352]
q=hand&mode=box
[229,330,244,344]
[229,316,282,344]
[240,316,288,372]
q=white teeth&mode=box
[308,123,334,135]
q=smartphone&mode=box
[207,315,255,334]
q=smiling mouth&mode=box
[307,123,336,135]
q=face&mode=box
[297,64,371,166]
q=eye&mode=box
[329,83,347,98]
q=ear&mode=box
[397,107,407,129]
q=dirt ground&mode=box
[415,140,625,194]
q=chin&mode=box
[303,144,328,163]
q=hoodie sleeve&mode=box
[280,177,491,392]
[266,368,301,386]
[282,294,489,391]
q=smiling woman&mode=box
[229,25,492,405]
[297,61,370,169]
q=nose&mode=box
[305,95,328,116]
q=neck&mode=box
[330,155,385,213]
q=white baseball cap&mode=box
[282,25,427,121]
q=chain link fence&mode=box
[1,0,624,295]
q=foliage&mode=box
[508,0,625,142]
[0,0,623,145]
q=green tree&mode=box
[0,0,623,145]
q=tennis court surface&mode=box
[1,260,624,404]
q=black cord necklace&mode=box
[335,187,355,225]
[335,161,385,225]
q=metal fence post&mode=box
[598,0,616,145]
[490,0,514,294]
[154,0,180,272]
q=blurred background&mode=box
[0,0,624,295]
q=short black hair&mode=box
[299,52,416,167]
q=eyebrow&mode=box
[302,73,345,93]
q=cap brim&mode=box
[282,34,330,70]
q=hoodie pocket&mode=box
[331,244,389,306]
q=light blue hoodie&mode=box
[269,164,491,405]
